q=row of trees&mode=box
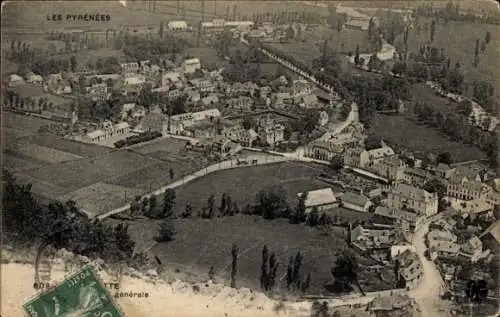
[414,1,500,25]
[2,170,137,264]
[252,11,323,25]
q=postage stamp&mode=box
[24,264,123,317]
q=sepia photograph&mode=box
[1,1,499,316]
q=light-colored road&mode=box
[409,218,451,317]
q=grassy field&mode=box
[394,17,500,101]
[109,214,394,295]
[168,161,330,213]
[367,113,487,162]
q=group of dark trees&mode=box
[327,4,348,32]
[2,170,137,264]
[122,35,191,63]
[413,101,497,165]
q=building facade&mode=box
[387,183,439,217]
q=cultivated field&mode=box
[367,113,487,162]
[3,113,210,216]
[110,214,394,295]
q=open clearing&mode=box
[168,161,331,213]
[368,113,487,161]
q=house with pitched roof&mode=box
[358,142,395,169]
[403,167,432,188]
[297,188,339,213]
[459,235,484,263]
[341,191,373,212]
[374,206,423,233]
[387,183,438,217]
[427,229,459,260]
[392,249,423,290]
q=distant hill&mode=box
[1,1,174,31]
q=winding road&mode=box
[408,217,451,317]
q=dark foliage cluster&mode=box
[2,170,135,264]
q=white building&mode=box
[298,188,339,213]
[167,20,188,31]
[182,58,201,74]
[120,62,139,74]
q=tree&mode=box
[260,245,269,290]
[181,203,192,218]
[330,156,344,172]
[423,178,446,199]
[301,272,311,292]
[141,197,149,214]
[206,194,216,218]
[242,117,256,130]
[162,188,176,218]
[485,31,491,44]
[255,186,288,220]
[169,167,174,180]
[430,19,436,43]
[291,193,307,224]
[69,55,77,72]
[230,244,239,288]
[293,252,303,290]
[148,195,157,217]
[331,250,359,293]
[436,152,453,165]
[306,207,320,227]
[354,45,360,68]
[286,256,294,290]
[156,219,175,242]
[159,21,164,40]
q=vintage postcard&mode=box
[24,265,123,317]
[1,1,499,317]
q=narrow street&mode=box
[409,219,451,317]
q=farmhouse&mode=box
[427,229,459,260]
[341,191,373,212]
[298,94,319,109]
[85,83,109,102]
[120,62,140,74]
[403,167,432,188]
[25,72,43,85]
[307,132,361,161]
[161,71,183,88]
[8,74,25,87]
[259,123,285,146]
[458,236,484,263]
[350,224,395,251]
[371,156,406,181]
[83,121,130,144]
[387,183,438,217]
[392,249,422,290]
[359,143,395,169]
[224,126,258,147]
[167,20,188,31]
[374,206,423,234]
[297,188,339,213]
[182,58,201,74]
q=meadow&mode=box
[108,214,394,296]
[367,113,487,162]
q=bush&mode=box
[114,131,162,148]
